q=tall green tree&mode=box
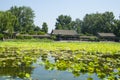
[114,19,120,37]
[9,6,35,33]
[102,12,115,32]
[74,18,82,34]
[0,11,17,38]
[55,15,73,30]
[42,22,48,33]
[34,26,41,32]
[82,12,115,35]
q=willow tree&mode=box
[9,6,35,33]
[0,11,17,38]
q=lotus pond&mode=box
[0,41,120,80]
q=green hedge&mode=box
[16,35,33,39]
[0,34,4,40]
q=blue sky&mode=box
[0,0,120,33]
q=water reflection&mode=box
[39,51,120,80]
[0,47,40,79]
[0,47,120,80]
[0,67,33,79]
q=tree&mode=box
[9,6,35,33]
[55,15,73,30]
[114,19,120,36]
[82,13,97,34]
[0,11,17,38]
[74,19,82,34]
[42,22,48,33]
[102,12,115,32]
[34,26,41,32]
[82,12,115,35]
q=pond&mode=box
[0,42,120,80]
[0,50,101,80]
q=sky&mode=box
[0,0,120,33]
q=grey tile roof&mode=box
[51,30,78,35]
[98,33,116,37]
[20,34,50,37]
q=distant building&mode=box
[97,33,116,41]
[51,30,79,40]
[80,36,98,41]
[3,30,18,39]
[20,34,51,39]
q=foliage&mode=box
[74,18,82,34]
[82,12,115,35]
[37,31,45,35]
[0,11,17,38]
[9,6,35,33]
[28,30,36,35]
[0,34,3,40]
[55,12,120,36]
[42,22,48,33]
[0,6,45,39]
[0,42,120,79]
[16,35,24,39]
[16,35,32,39]
[114,19,120,37]
[55,15,83,34]
[51,35,57,40]
[24,36,33,39]
[0,46,40,79]
[5,38,53,42]
[34,26,41,32]
[1,6,120,38]
[55,15,73,30]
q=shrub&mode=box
[16,35,24,39]
[24,36,33,39]
[51,35,56,40]
[16,35,32,39]
[85,33,93,36]
[28,31,36,35]
[38,38,53,42]
[37,31,45,35]
[89,37,99,41]
[0,34,4,40]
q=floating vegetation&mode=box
[0,42,120,80]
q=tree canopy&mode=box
[9,6,35,33]
[0,5,120,39]
[55,15,82,34]
[42,22,48,33]
[55,15,72,30]
[0,11,17,38]
[82,12,115,35]
[55,12,120,37]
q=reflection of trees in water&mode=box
[0,57,34,79]
[40,50,120,80]
[0,47,41,79]
[0,47,120,79]
[0,67,33,79]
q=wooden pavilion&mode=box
[97,33,116,41]
[51,30,79,40]
[20,34,51,39]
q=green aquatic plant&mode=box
[0,41,120,79]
